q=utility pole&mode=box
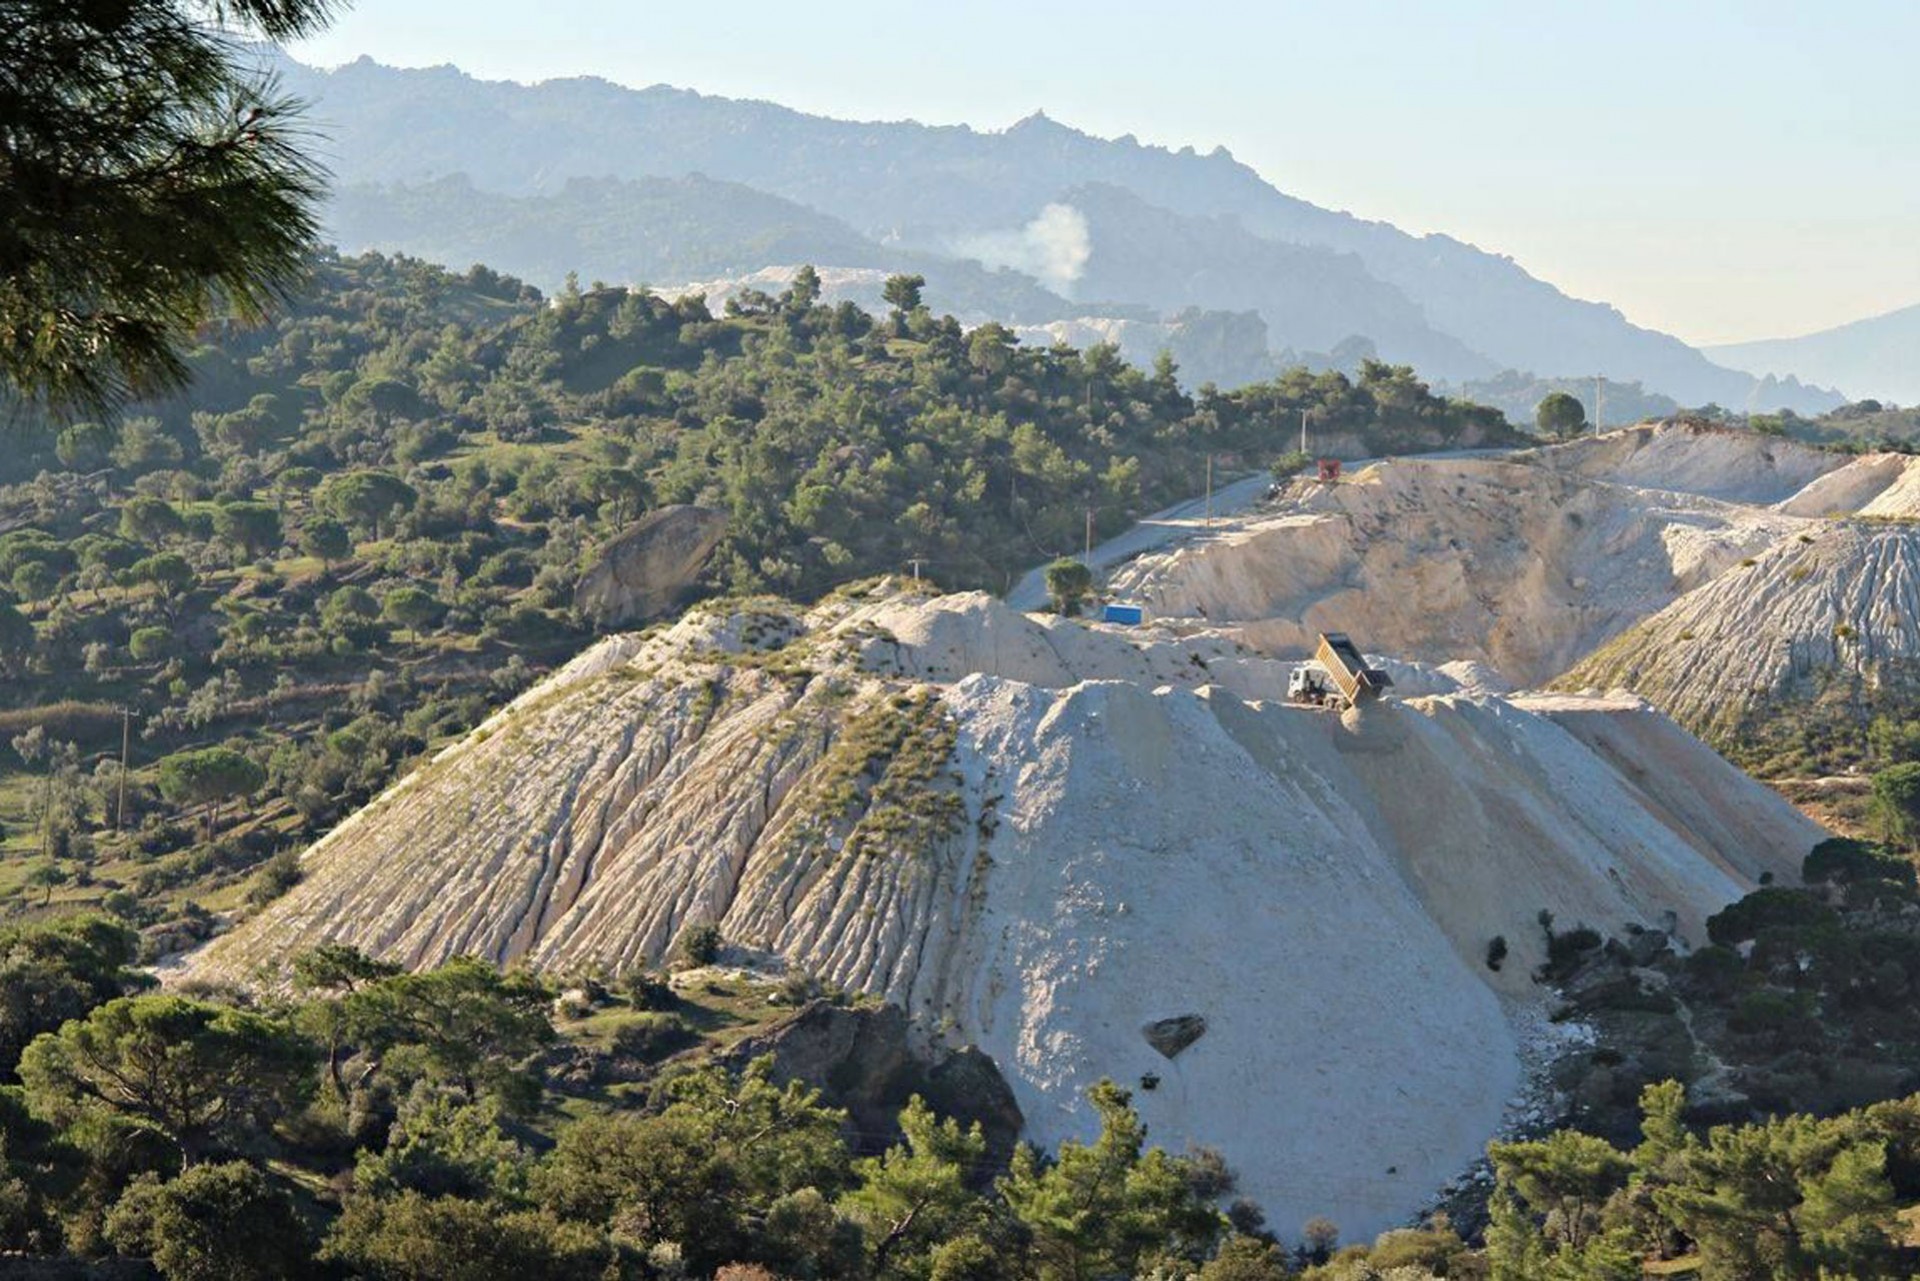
[116,706,131,835]
[1084,508,1094,566]
[908,558,924,589]
[1300,407,1309,456]
[1205,454,1214,528]
[1594,375,1606,436]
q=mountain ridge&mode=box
[275,51,1840,412]
[1708,301,1920,405]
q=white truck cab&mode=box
[1287,662,1334,705]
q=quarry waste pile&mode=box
[1109,422,1920,743]
[1560,521,1920,742]
[190,567,1820,1235]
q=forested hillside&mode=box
[6,905,1920,1278]
[0,251,1516,936]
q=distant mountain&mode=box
[329,173,1075,323]
[1058,183,1493,379]
[280,52,1840,411]
[331,173,877,286]
[1707,303,1920,405]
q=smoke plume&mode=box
[952,203,1091,295]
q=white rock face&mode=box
[1514,421,1843,504]
[188,587,1816,1238]
[1103,425,1920,747]
[1774,451,1920,520]
[1106,453,1805,686]
[1563,523,1920,738]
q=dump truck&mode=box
[1287,632,1393,709]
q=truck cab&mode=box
[1288,662,1334,705]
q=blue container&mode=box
[1101,603,1145,625]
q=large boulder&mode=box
[574,505,727,626]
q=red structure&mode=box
[1316,458,1342,482]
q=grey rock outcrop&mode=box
[573,505,727,626]
[722,1000,1024,1169]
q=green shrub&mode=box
[1270,450,1311,480]
[1545,924,1603,975]
[106,1161,309,1281]
[1367,1225,1466,1272]
[1871,762,1920,850]
[1804,836,1916,888]
[1689,941,1751,998]
[129,626,173,663]
[618,969,674,1011]
[1868,716,1920,765]
[770,969,849,1007]
[1706,887,1839,947]
[676,921,722,968]
[1578,976,1678,1015]
[1729,988,1814,1037]
[243,849,302,907]
[608,1013,697,1062]
[1043,557,1093,617]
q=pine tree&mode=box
[1,0,339,418]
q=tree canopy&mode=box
[1,0,340,417]
[1043,557,1093,616]
[318,470,418,538]
[1871,762,1920,849]
[0,929,1916,1277]
[105,1160,310,1281]
[155,747,265,813]
[0,914,146,1076]
[18,993,314,1159]
[1536,390,1588,438]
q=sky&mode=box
[291,0,1920,346]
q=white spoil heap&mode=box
[188,586,1817,1237]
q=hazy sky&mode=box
[292,1,1918,346]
